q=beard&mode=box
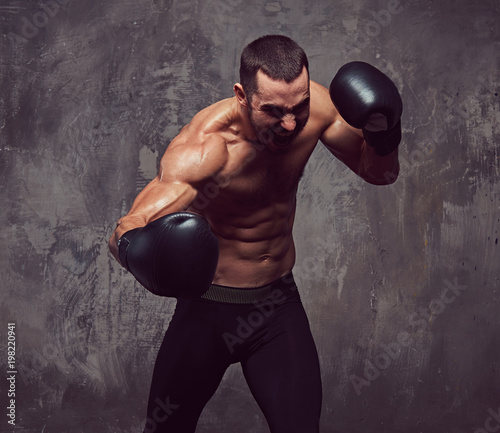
[248,106,309,150]
[272,122,306,145]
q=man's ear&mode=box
[234,83,249,107]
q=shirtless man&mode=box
[109,35,402,433]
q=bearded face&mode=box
[245,67,310,153]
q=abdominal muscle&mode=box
[195,196,297,288]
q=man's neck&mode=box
[234,99,258,143]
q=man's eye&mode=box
[264,107,281,117]
[293,102,310,115]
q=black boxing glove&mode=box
[329,61,403,156]
[118,212,219,298]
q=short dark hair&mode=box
[239,35,309,101]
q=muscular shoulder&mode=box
[309,79,364,156]
[309,80,340,132]
[159,99,236,186]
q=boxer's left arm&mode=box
[314,81,400,185]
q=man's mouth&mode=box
[273,130,296,145]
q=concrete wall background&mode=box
[1,0,499,432]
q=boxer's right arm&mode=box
[108,125,227,263]
[108,177,197,262]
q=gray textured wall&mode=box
[1,0,499,432]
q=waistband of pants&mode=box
[200,272,297,304]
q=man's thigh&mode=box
[240,296,322,433]
[144,299,231,433]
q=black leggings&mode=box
[142,274,322,433]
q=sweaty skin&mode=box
[109,67,399,288]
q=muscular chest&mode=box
[227,164,298,203]
[212,143,311,208]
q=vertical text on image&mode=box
[6,322,17,426]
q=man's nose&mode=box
[281,113,296,131]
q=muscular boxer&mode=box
[109,35,402,432]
